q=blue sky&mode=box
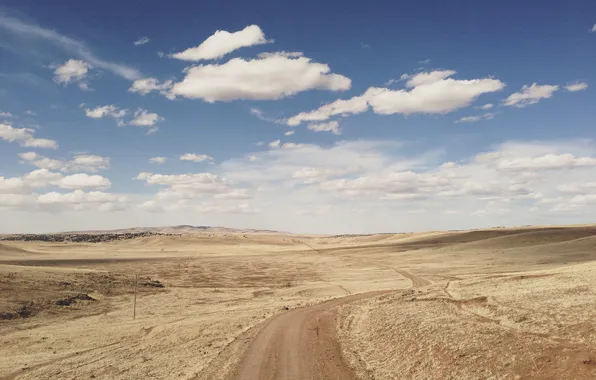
[1,1,595,233]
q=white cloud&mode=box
[249,107,279,123]
[307,120,341,134]
[472,207,511,216]
[53,59,91,88]
[37,190,126,205]
[84,105,162,133]
[477,103,493,110]
[55,173,111,189]
[287,70,504,125]
[0,193,34,207]
[133,37,150,46]
[0,169,109,195]
[284,130,295,136]
[0,111,13,117]
[455,115,482,123]
[170,25,271,61]
[213,189,251,200]
[503,83,559,107]
[0,14,141,80]
[150,156,167,164]
[292,167,349,184]
[281,142,306,150]
[493,153,596,171]
[7,138,596,233]
[565,82,588,92]
[180,153,213,162]
[85,105,127,120]
[67,154,110,172]
[24,110,36,116]
[169,52,351,102]
[384,74,410,87]
[455,113,495,123]
[0,123,57,149]
[129,109,163,134]
[135,171,241,201]
[128,78,173,98]
[197,203,260,214]
[591,24,596,33]
[139,200,163,213]
[405,70,456,87]
[287,95,368,126]
[557,182,596,194]
[19,152,110,172]
[268,139,281,149]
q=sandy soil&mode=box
[1,226,596,379]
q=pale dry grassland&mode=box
[1,226,596,379]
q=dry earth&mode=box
[1,226,596,379]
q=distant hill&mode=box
[58,225,285,235]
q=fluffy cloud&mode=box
[282,142,306,149]
[170,25,271,61]
[129,109,163,134]
[85,106,162,133]
[557,182,596,194]
[7,136,596,232]
[180,153,213,162]
[284,130,295,136]
[0,111,12,117]
[36,190,126,206]
[85,105,127,122]
[287,95,368,126]
[54,174,111,189]
[491,153,596,171]
[135,171,251,206]
[169,52,351,102]
[0,123,58,149]
[19,152,110,172]
[133,37,150,46]
[307,121,341,134]
[149,156,167,164]
[455,113,495,123]
[477,103,494,110]
[53,59,91,89]
[0,169,110,195]
[404,70,456,87]
[565,82,588,92]
[217,139,596,230]
[287,70,504,125]
[268,139,281,149]
[292,167,351,184]
[503,83,559,107]
[213,189,251,199]
[591,24,596,33]
[128,78,173,98]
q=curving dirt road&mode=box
[228,291,389,380]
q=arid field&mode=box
[1,226,596,379]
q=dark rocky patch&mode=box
[55,293,96,306]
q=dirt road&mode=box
[227,291,389,380]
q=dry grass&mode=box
[1,226,596,379]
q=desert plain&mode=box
[1,225,596,380]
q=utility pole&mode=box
[133,274,138,320]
